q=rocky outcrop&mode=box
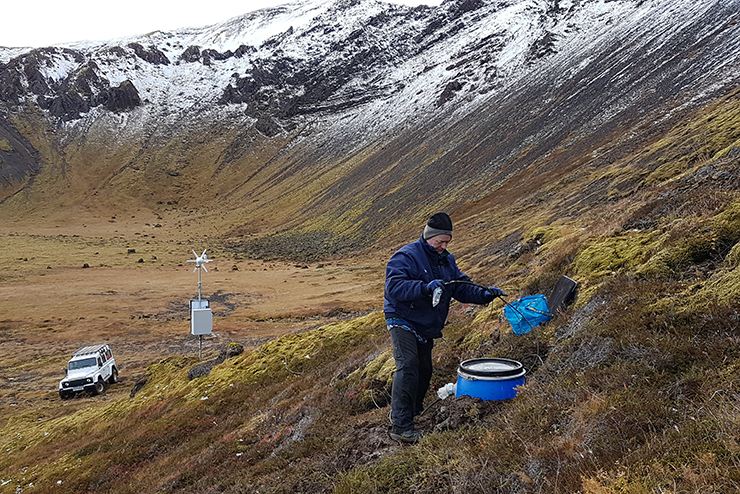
[436,80,463,107]
[0,46,143,121]
[36,78,141,120]
[94,80,141,112]
[0,50,64,104]
[40,92,90,120]
[179,45,202,63]
[179,45,253,65]
[128,42,170,65]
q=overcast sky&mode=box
[1,0,442,48]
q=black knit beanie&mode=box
[423,212,453,240]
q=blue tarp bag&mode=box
[504,295,553,335]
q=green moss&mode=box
[640,232,716,277]
[252,311,384,371]
[574,200,740,282]
[527,225,562,245]
[670,260,740,311]
[724,241,740,268]
[131,355,199,399]
[201,312,386,389]
[465,309,506,350]
[342,349,395,410]
[572,230,666,280]
[334,450,422,493]
[645,89,740,185]
[306,197,374,238]
[712,199,740,246]
[639,200,740,278]
[348,349,395,385]
[226,342,244,352]
[0,139,12,152]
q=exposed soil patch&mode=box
[422,394,509,433]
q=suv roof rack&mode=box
[72,343,109,357]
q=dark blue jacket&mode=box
[384,236,490,340]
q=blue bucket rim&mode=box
[457,358,526,381]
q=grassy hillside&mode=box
[1,84,739,493]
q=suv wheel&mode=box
[108,368,119,384]
[93,377,106,395]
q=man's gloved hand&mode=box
[484,286,507,302]
[425,279,445,295]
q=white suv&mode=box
[59,343,119,399]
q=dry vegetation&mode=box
[2,90,740,494]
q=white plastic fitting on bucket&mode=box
[437,382,457,400]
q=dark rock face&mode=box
[41,92,90,120]
[0,117,40,187]
[528,31,557,61]
[37,77,142,120]
[254,116,281,137]
[26,65,51,96]
[94,80,142,112]
[0,49,77,104]
[453,0,484,16]
[180,45,202,63]
[0,64,26,104]
[218,40,401,123]
[128,43,170,65]
[437,80,463,107]
[129,375,147,398]
[233,45,255,58]
[0,0,601,131]
[202,48,232,65]
[0,46,144,121]
[179,46,235,65]
[70,62,104,95]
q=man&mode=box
[384,212,506,443]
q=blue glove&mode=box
[484,286,507,302]
[425,279,445,296]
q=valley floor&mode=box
[0,216,385,431]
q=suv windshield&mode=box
[68,357,98,370]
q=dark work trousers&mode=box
[390,326,434,434]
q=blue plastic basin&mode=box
[455,358,526,401]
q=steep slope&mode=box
[1,0,737,249]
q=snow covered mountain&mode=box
[1,0,739,249]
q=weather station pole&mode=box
[187,249,213,360]
[198,262,202,358]
[197,263,203,301]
